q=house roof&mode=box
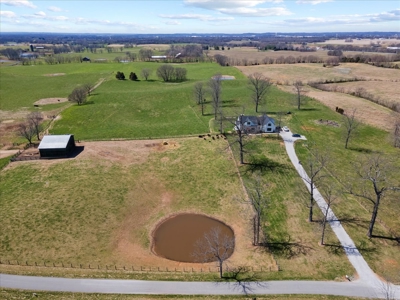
[240,115,275,125]
[38,135,73,150]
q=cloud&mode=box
[185,0,282,9]
[34,11,46,17]
[164,20,181,25]
[0,0,36,8]
[261,9,400,28]
[48,6,62,12]
[296,0,333,4]
[184,0,288,17]
[369,9,400,22]
[0,10,17,18]
[159,13,234,22]
[218,7,291,17]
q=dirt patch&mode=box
[43,73,65,77]
[315,119,340,127]
[212,75,235,80]
[34,98,68,105]
[0,149,19,159]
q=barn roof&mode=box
[38,135,73,150]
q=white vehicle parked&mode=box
[282,126,289,132]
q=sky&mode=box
[0,0,399,34]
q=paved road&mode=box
[0,274,383,298]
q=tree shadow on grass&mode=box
[299,108,320,111]
[242,154,289,175]
[322,243,344,255]
[336,216,369,229]
[348,147,375,154]
[222,99,241,108]
[260,235,314,259]
[371,235,400,244]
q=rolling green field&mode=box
[0,60,399,283]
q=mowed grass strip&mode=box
[0,289,372,300]
[0,138,275,272]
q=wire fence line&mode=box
[0,259,278,273]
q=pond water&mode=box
[152,213,234,263]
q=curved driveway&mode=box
[1,132,399,299]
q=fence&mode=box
[0,259,278,273]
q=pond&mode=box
[152,213,235,263]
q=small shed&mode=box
[38,135,76,158]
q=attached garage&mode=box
[38,135,76,158]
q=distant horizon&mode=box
[1,31,398,36]
[1,0,399,34]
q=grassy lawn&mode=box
[0,289,370,300]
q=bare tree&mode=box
[214,54,229,66]
[138,48,153,61]
[83,83,94,96]
[18,122,36,145]
[209,74,222,119]
[301,147,329,222]
[193,82,207,116]
[246,173,268,245]
[392,114,400,148]
[174,67,187,82]
[319,184,338,245]
[193,227,235,278]
[68,87,87,105]
[141,68,152,81]
[233,114,248,165]
[348,155,400,237]
[275,111,285,134]
[342,109,360,149]
[157,64,175,82]
[27,111,43,141]
[293,80,307,110]
[248,73,272,113]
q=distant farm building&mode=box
[151,56,167,60]
[38,135,76,158]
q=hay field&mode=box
[237,63,400,83]
[317,38,397,46]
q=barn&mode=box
[38,135,76,158]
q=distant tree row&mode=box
[212,53,399,67]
